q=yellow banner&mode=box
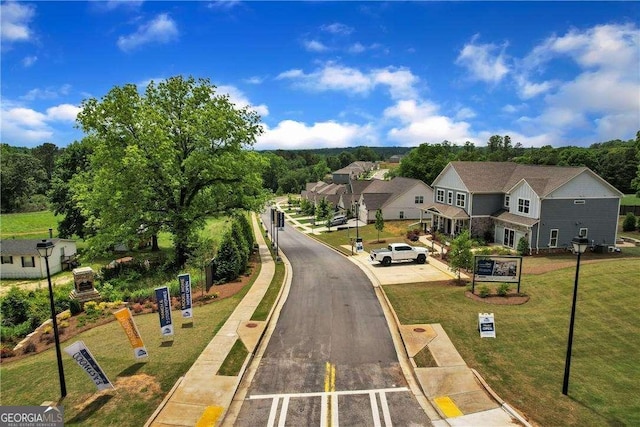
[114,307,148,359]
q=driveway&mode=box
[347,250,454,285]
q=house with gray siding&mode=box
[425,162,622,253]
[0,238,78,279]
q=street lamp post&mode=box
[355,201,359,241]
[562,236,589,396]
[36,240,67,399]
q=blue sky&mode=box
[1,1,639,150]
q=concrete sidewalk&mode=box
[145,214,279,427]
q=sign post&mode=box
[472,255,522,293]
[114,308,148,359]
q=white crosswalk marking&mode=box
[250,387,408,427]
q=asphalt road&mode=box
[234,214,431,426]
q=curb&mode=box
[470,368,532,427]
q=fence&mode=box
[620,205,640,216]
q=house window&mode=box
[504,228,515,248]
[436,189,445,203]
[549,229,559,248]
[504,195,510,208]
[456,193,466,208]
[447,191,453,205]
[579,228,588,238]
[518,198,530,214]
[399,211,405,219]
[1,256,13,264]
[574,200,585,205]
[22,256,35,268]
[415,195,424,204]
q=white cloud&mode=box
[1,1,35,42]
[244,76,265,85]
[456,34,509,84]
[1,102,82,145]
[46,104,81,121]
[383,99,474,145]
[117,13,178,52]
[455,107,476,120]
[277,62,419,99]
[216,84,269,117]
[302,39,329,52]
[97,0,144,11]
[20,84,71,101]
[22,55,37,67]
[321,23,353,36]
[206,1,241,11]
[516,24,640,140]
[348,42,366,54]
[256,120,376,150]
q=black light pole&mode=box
[355,201,359,241]
[562,236,589,396]
[37,240,67,399]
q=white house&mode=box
[0,239,78,279]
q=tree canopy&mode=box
[74,76,267,266]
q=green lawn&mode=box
[621,194,640,206]
[0,274,255,426]
[384,258,640,426]
[1,211,61,239]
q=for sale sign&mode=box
[64,340,113,390]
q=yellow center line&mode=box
[324,362,337,426]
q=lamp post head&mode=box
[571,236,589,255]
[36,239,55,257]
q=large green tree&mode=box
[0,144,46,212]
[75,76,267,266]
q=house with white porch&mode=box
[424,162,622,252]
[0,239,78,279]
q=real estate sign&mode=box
[155,286,174,336]
[478,313,496,338]
[64,341,113,391]
[114,307,148,359]
[178,273,193,319]
[474,257,520,282]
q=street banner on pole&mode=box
[114,307,148,359]
[155,286,174,336]
[178,273,193,319]
[64,341,113,391]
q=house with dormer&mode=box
[425,162,622,252]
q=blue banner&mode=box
[178,273,193,319]
[155,286,174,336]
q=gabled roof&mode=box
[349,180,373,195]
[423,203,469,220]
[363,176,427,196]
[362,193,393,211]
[442,161,608,197]
[491,209,539,227]
[0,239,74,256]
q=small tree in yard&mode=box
[449,230,473,281]
[517,236,530,256]
[623,212,637,232]
[375,209,385,242]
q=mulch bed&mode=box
[465,290,530,305]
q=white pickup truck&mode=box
[370,243,429,266]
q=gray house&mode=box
[425,162,622,252]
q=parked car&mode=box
[330,214,347,226]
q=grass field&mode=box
[1,210,61,239]
[621,194,640,206]
[384,258,640,426]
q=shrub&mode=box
[84,301,100,316]
[42,325,53,335]
[0,346,15,359]
[497,283,510,296]
[58,311,71,321]
[69,299,82,315]
[517,237,530,256]
[131,303,143,314]
[406,229,420,241]
[475,247,492,255]
[478,285,490,298]
[22,342,37,354]
[623,212,637,232]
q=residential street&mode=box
[233,212,431,426]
